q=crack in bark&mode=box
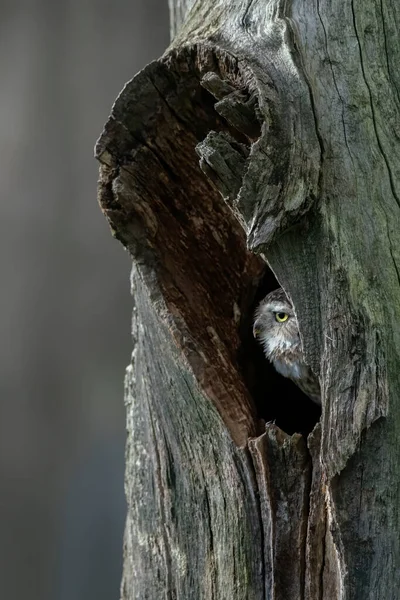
[244,447,267,600]
[300,446,313,600]
[316,0,356,171]
[318,512,328,600]
[241,0,255,34]
[146,68,199,131]
[379,0,400,109]
[286,13,325,201]
[148,406,174,596]
[384,214,400,290]
[350,0,400,209]
[203,485,217,597]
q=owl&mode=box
[253,288,320,404]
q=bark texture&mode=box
[96,0,400,598]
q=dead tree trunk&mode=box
[96,0,400,598]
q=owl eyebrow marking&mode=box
[268,304,290,313]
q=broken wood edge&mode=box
[246,420,345,600]
[95,39,326,450]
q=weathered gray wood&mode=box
[96,0,400,598]
[168,0,195,40]
[122,267,265,599]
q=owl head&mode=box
[253,288,300,359]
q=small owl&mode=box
[253,288,320,404]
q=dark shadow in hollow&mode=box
[237,267,321,437]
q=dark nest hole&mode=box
[238,267,321,437]
[97,44,320,444]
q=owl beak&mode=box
[253,322,261,338]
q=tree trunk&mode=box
[96,0,400,598]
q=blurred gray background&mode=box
[0,1,169,599]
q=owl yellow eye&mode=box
[275,312,289,323]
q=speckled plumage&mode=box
[253,288,320,404]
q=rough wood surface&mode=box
[168,0,195,40]
[122,269,265,599]
[96,0,400,598]
[249,426,311,599]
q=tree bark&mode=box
[96,0,400,598]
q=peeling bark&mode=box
[96,0,400,598]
